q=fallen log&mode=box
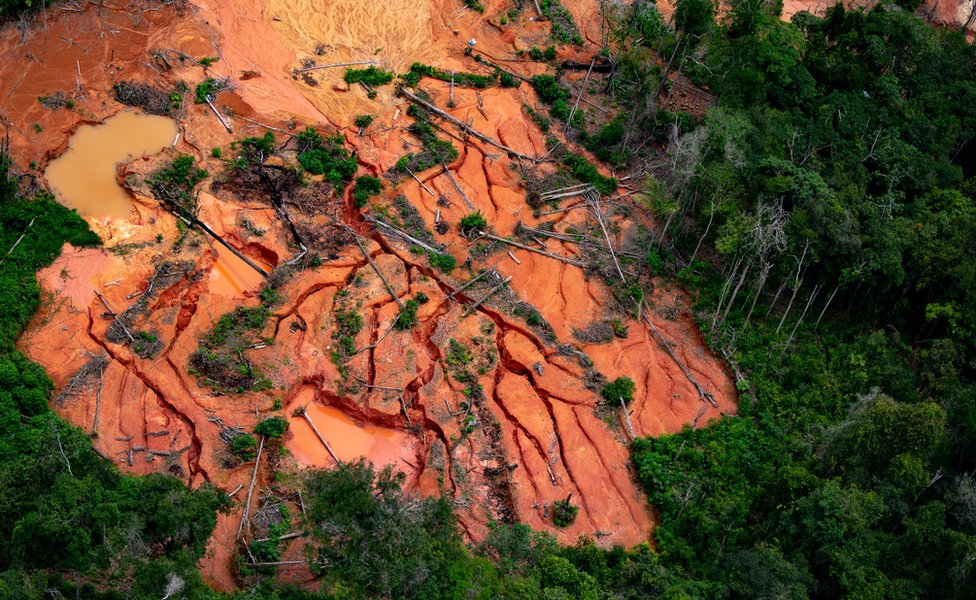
[204,96,233,133]
[300,411,340,464]
[94,290,135,343]
[442,167,476,210]
[481,233,585,267]
[462,276,512,316]
[446,266,498,300]
[298,60,376,73]
[397,86,537,162]
[349,230,404,309]
[236,435,266,540]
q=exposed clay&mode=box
[7,0,740,592]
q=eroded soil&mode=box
[5,0,738,591]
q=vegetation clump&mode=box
[193,77,226,104]
[393,113,459,175]
[459,211,487,235]
[147,154,208,215]
[551,495,579,527]
[352,175,383,207]
[539,0,584,45]
[254,416,289,438]
[296,127,359,186]
[601,376,635,404]
[394,293,428,331]
[401,63,495,88]
[343,66,395,86]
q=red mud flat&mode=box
[11,0,737,591]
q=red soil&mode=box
[8,0,738,592]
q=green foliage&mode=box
[459,211,487,234]
[352,175,383,207]
[401,63,496,88]
[229,433,258,460]
[393,296,425,331]
[354,114,374,129]
[551,496,579,527]
[193,78,225,104]
[254,416,288,439]
[462,0,485,12]
[147,154,209,215]
[530,74,571,122]
[232,131,277,165]
[393,117,459,175]
[601,376,635,404]
[427,251,456,273]
[295,127,359,186]
[562,153,617,195]
[343,66,395,86]
[539,0,584,45]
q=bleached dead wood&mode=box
[236,435,266,540]
[462,276,512,316]
[300,410,340,464]
[481,233,584,267]
[298,60,376,73]
[397,86,536,162]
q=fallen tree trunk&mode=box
[397,86,537,162]
[236,435,266,540]
[481,233,585,267]
[300,410,340,464]
[462,276,512,316]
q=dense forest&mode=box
[2,0,975,597]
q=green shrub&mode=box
[344,66,395,86]
[563,154,617,195]
[296,128,359,186]
[229,433,258,460]
[552,495,579,527]
[194,78,225,103]
[394,296,426,330]
[601,376,635,404]
[354,114,374,129]
[147,154,208,214]
[428,251,456,273]
[460,211,487,234]
[255,416,289,438]
[353,175,383,207]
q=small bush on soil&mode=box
[133,330,163,359]
[332,308,363,360]
[552,495,579,527]
[344,66,395,86]
[459,211,487,235]
[147,154,208,215]
[194,78,226,104]
[393,120,458,175]
[447,339,474,369]
[296,127,359,186]
[498,70,519,88]
[530,75,571,122]
[394,295,427,331]
[229,433,258,460]
[354,114,374,129]
[232,131,277,166]
[255,416,289,438]
[601,376,635,404]
[539,0,584,45]
[352,175,383,207]
[428,251,456,273]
